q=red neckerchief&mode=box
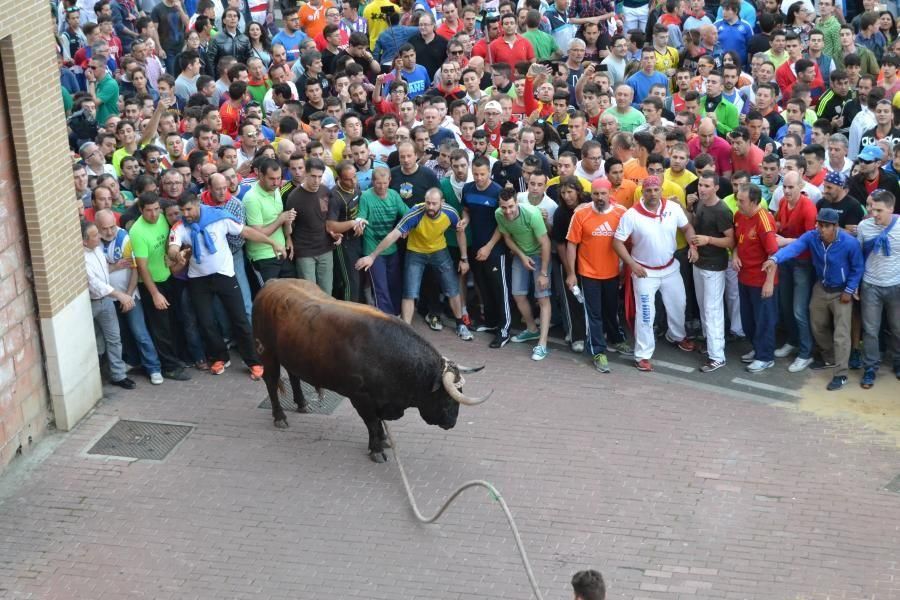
[200,188,231,207]
[460,137,474,150]
[377,137,394,146]
[633,198,667,221]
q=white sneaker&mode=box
[788,356,813,373]
[571,340,585,353]
[150,372,164,385]
[740,350,756,363]
[746,359,775,373]
[774,343,796,358]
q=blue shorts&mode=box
[510,254,552,298]
[402,248,460,300]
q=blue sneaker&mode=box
[512,329,541,343]
[826,376,848,391]
[861,368,877,389]
[848,348,862,370]
[531,345,549,361]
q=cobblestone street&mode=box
[1,323,899,600]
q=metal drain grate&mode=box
[886,474,900,493]
[258,376,344,415]
[87,420,193,460]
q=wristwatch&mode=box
[459,257,468,262]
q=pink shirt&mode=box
[688,135,733,176]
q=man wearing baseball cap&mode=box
[764,207,865,391]
[849,145,900,207]
[817,171,866,232]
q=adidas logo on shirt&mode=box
[591,222,615,237]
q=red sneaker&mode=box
[666,333,695,352]
[635,359,653,372]
[210,360,227,375]
[249,365,264,381]
[461,313,472,328]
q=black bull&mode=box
[252,279,491,462]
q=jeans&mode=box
[92,297,126,381]
[809,283,853,378]
[632,269,686,360]
[369,252,402,315]
[581,275,625,356]
[188,273,260,366]
[232,247,253,322]
[403,249,459,300]
[177,283,207,364]
[777,259,813,358]
[693,267,727,363]
[861,282,900,370]
[296,250,334,296]
[116,297,161,375]
[510,254,552,298]
[739,283,778,362]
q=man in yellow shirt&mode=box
[363,0,401,50]
[664,143,698,191]
[356,187,474,340]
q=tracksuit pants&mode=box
[554,257,586,344]
[632,269,687,360]
[334,236,364,303]
[369,252,402,316]
[581,275,625,356]
[471,253,512,337]
[693,267,727,363]
[725,258,743,336]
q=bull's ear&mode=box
[431,372,442,393]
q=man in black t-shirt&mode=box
[390,141,440,207]
[284,158,336,295]
[817,172,865,233]
[326,160,365,303]
[688,172,736,373]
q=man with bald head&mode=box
[203,172,253,321]
[688,118,734,178]
[95,209,163,385]
[772,170,818,372]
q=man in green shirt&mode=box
[85,56,120,126]
[243,158,297,281]
[602,83,647,133]
[495,188,553,361]
[129,193,191,381]
[353,167,408,315]
[522,9,560,61]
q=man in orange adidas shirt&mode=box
[566,178,634,374]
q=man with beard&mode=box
[326,160,364,303]
[817,172,865,232]
[860,99,900,151]
[566,178,631,373]
[390,141,440,208]
[848,146,900,208]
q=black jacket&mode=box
[206,30,250,78]
[848,168,900,210]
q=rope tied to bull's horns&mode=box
[383,423,546,600]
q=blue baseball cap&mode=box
[858,145,884,162]
[816,207,841,225]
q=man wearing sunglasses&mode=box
[848,145,900,208]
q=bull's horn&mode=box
[442,370,492,406]
[455,364,484,374]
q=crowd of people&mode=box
[62,0,899,393]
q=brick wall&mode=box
[0,62,50,467]
[0,0,93,470]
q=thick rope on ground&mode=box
[383,422,546,600]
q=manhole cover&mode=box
[886,474,900,493]
[258,376,344,415]
[87,420,193,460]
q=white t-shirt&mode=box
[614,200,687,277]
[169,217,244,278]
[516,192,558,224]
[368,140,397,164]
[575,161,605,182]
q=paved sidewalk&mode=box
[1,323,899,600]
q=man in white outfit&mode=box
[613,176,698,372]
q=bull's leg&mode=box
[377,420,391,449]
[347,397,387,463]
[263,361,289,428]
[287,373,309,413]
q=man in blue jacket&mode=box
[763,207,864,391]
